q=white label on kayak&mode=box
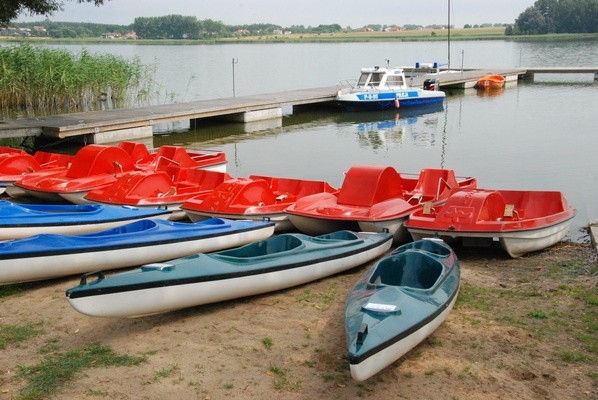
[363,303,398,312]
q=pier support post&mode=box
[228,108,283,123]
[190,118,201,130]
[87,126,154,144]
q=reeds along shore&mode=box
[0,43,154,113]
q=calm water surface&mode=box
[6,40,598,241]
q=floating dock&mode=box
[1,67,596,143]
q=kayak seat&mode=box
[371,252,443,290]
[314,230,359,242]
[393,239,452,257]
[217,235,303,258]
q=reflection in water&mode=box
[348,103,445,150]
[476,87,506,97]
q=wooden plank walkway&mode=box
[0,86,339,139]
[1,67,595,140]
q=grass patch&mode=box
[455,285,493,311]
[297,284,338,310]
[267,366,301,391]
[152,364,180,381]
[0,323,39,349]
[16,342,146,400]
[559,351,590,363]
[262,337,274,349]
[527,310,548,319]
[0,284,25,299]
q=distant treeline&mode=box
[9,17,507,40]
[508,0,598,35]
[8,21,132,38]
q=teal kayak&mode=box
[66,230,393,318]
[345,238,460,381]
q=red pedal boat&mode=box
[404,188,576,257]
[85,168,232,219]
[0,146,74,195]
[182,175,337,231]
[14,142,226,203]
[286,165,477,242]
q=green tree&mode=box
[1,0,108,25]
[515,6,547,34]
[513,0,598,34]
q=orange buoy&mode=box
[394,99,400,108]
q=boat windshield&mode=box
[357,72,384,88]
[369,72,383,87]
[357,73,369,87]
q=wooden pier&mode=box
[1,67,596,143]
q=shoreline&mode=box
[0,240,596,399]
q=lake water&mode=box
[4,40,598,241]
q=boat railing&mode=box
[112,161,124,176]
[338,79,358,90]
[154,156,181,171]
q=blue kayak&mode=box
[345,238,460,381]
[0,200,172,239]
[0,218,275,284]
[66,230,393,318]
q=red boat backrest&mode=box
[119,141,152,164]
[209,178,276,206]
[411,168,459,201]
[177,169,232,189]
[33,151,73,168]
[153,146,195,170]
[250,176,336,199]
[66,145,135,178]
[501,190,566,218]
[337,165,403,207]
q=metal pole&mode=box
[232,58,238,97]
[448,0,451,69]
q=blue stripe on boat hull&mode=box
[339,96,444,112]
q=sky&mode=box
[17,0,537,27]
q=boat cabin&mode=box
[355,67,407,89]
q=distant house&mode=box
[101,32,123,39]
[0,27,31,36]
[273,29,283,35]
[123,31,137,40]
[384,26,402,32]
[235,29,250,35]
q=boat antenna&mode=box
[385,59,390,67]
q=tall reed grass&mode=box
[0,43,155,114]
